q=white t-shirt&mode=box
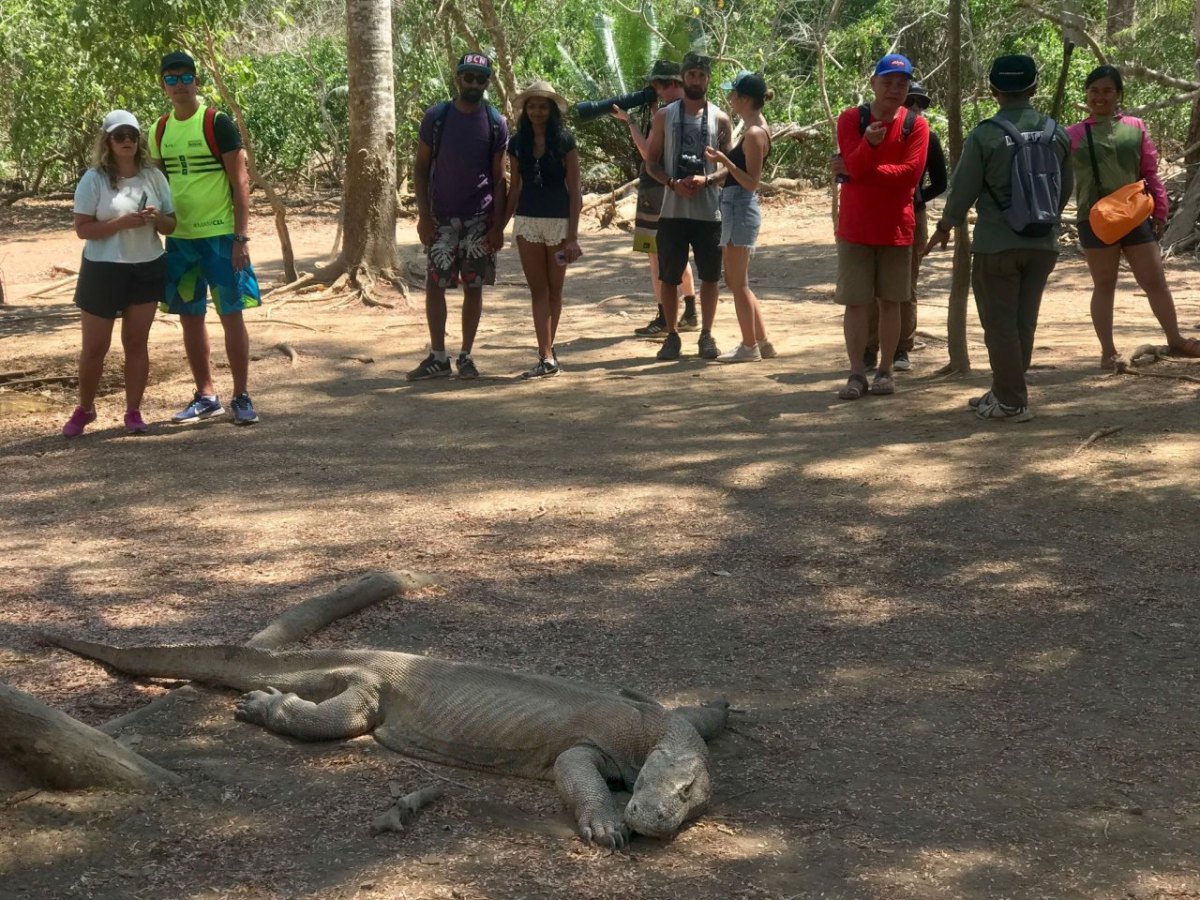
[73,167,175,264]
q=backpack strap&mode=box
[901,107,918,139]
[858,104,918,139]
[485,103,503,157]
[1084,123,1105,195]
[980,117,1025,210]
[430,101,452,161]
[154,114,169,158]
[857,104,870,136]
[203,107,223,165]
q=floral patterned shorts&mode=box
[427,214,496,289]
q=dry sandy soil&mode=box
[1,192,1198,900]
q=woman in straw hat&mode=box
[503,80,582,378]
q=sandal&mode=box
[1169,337,1200,358]
[1099,353,1122,371]
[869,373,896,396]
[837,373,868,400]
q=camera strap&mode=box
[676,101,710,162]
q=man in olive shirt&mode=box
[925,55,1072,422]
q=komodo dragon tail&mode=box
[41,633,372,693]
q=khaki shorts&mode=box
[835,240,914,305]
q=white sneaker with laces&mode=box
[717,343,762,363]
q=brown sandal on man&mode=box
[869,372,896,395]
[837,373,868,400]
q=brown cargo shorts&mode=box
[835,240,913,305]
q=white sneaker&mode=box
[717,343,762,363]
[757,339,777,359]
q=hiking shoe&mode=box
[757,339,778,359]
[456,353,479,379]
[717,343,762,363]
[656,332,682,361]
[123,410,149,434]
[62,406,96,438]
[975,394,1033,422]
[231,393,259,426]
[406,353,451,381]
[894,350,912,371]
[677,310,700,332]
[864,348,878,371]
[172,392,224,423]
[968,391,993,410]
[635,311,667,337]
[698,331,720,359]
[522,357,560,379]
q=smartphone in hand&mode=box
[137,191,148,211]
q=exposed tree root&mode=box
[1073,426,1124,456]
[0,679,181,790]
[247,569,438,650]
[370,783,444,835]
[0,375,78,389]
[262,273,317,302]
[274,343,299,365]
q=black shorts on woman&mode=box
[74,254,166,319]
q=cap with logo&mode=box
[989,55,1038,92]
[102,110,140,133]
[644,60,683,84]
[721,71,768,103]
[681,51,712,75]
[873,53,914,78]
[457,53,494,76]
[160,51,197,74]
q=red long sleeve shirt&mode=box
[835,105,929,246]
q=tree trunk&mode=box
[944,0,971,373]
[1106,0,1136,38]
[1187,0,1200,168]
[339,0,401,284]
[0,680,180,790]
[1050,41,1075,121]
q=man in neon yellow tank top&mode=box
[150,51,261,425]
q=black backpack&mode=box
[857,104,918,140]
[983,116,1063,238]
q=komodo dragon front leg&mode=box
[672,700,730,741]
[234,684,380,741]
[553,746,630,849]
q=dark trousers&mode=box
[971,249,1059,408]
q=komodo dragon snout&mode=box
[624,745,713,838]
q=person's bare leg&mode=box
[1084,245,1122,362]
[517,237,552,357]
[461,286,483,355]
[661,282,680,331]
[648,253,663,306]
[722,245,757,347]
[425,282,448,353]
[876,299,901,377]
[547,245,567,350]
[120,303,157,411]
[77,312,115,411]
[1123,241,1187,348]
[699,278,719,332]
[179,313,215,395]
[218,310,250,395]
[680,261,696,303]
[843,304,871,377]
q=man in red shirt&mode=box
[832,53,929,399]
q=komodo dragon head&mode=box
[623,723,712,838]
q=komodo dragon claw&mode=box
[234,686,284,726]
[579,814,630,850]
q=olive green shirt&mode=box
[937,102,1073,255]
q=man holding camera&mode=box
[644,51,733,361]
[611,61,699,337]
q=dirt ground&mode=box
[1,191,1199,900]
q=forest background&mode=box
[0,0,1197,210]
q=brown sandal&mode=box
[870,373,896,395]
[837,373,868,400]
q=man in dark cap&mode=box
[611,60,699,337]
[925,54,1072,422]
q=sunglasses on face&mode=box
[110,129,139,143]
[460,72,490,86]
[162,73,196,86]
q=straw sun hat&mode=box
[514,80,568,114]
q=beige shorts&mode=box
[513,215,568,245]
[835,240,914,305]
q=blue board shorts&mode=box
[162,235,262,316]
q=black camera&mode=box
[676,153,706,178]
[574,84,657,122]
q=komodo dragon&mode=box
[43,635,729,848]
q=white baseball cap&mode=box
[102,110,140,133]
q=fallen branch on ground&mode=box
[581,179,637,214]
[340,355,375,364]
[274,342,299,365]
[370,783,445,835]
[261,272,316,301]
[25,277,79,299]
[0,375,78,389]
[263,319,318,332]
[1073,426,1124,455]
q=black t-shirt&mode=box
[507,129,576,218]
[212,112,243,153]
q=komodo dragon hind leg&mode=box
[553,746,630,849]
[672,700,730,741]
[234,684,379,742]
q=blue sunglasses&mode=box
[162,73,196,86]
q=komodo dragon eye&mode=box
[678,777,696,799]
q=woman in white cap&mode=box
[64,110,175,436]
[502,81,582,378]
[704,71,775,362]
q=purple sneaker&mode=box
[62,406,97,438]
[124,410,149,434]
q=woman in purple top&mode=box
[1066,65,1200,367]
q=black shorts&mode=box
[656,218,722,286]
[73,255,166,319]
[1078,218,1156,250]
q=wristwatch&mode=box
[232,233,250,243]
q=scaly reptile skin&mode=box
[43,635,728,848]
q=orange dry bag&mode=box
[1089,180,1154,245]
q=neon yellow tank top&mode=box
[150,105,234,239]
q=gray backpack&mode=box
[983,116,1062,238]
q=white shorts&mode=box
[513,215,568,245]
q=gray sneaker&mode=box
[698,332,720,359]
[172,392,224,423]
[456,353,480,379]
[677,311,700,332]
